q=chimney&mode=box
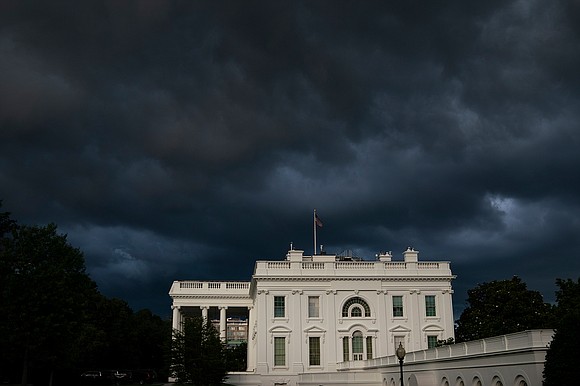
[403,247,419,262]
[287,249,304,262]
[377,251,392,261]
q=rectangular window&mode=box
[366,336,373,359]
[427,335,438,349]
[274,296,285,318]
[274,337,286,366]
[309,337,321,366]
[308,296,320,318]
[425,295,436,317]
[392,295,404,317]
[342,337,350,362]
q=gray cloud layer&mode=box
[1,0,579,317]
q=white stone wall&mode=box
[170,247,456,380]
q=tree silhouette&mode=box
[543,278,580,386]
[455,276,554,342]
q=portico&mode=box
[169,281,253,341]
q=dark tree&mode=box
[225,342,247,372]
[543,278,580,386]
[455,276,554,342]
[170,317,227,385]
[0,204,171,384]
[0,222,99,386]
[131,309,172,370]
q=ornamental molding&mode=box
[171,295,253,300]
[254,276,454,283]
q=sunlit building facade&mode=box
[169,246,455,385]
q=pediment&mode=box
[422,324,444,332]
[304,325,326,334]
[269,325,292,333]
[389,324,412,333]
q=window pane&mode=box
[343,337,350,362]
[351,306,362,317]
[366,336,373,359]
[427,335,438,348]
[274,337,285,366]
[342,297,371,317]
[308,296,320,318]
[393,296,403,317]
[309,337,321,366]
[274,296,285,318]
[425,295,436,317]
[352,331,363,360]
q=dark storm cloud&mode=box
[1,0,579,317]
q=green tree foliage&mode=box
[0,220,99,385]
[436,337,455,347]
[225,342,247,371]
[0,203,171,385]
[170,317,227,385]
[455,276,554,342]
[543,278,580,386]
[75,296,171,372]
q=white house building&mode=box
[169,246,456,385]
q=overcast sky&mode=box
[2,1,579,319]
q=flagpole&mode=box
[313,209,317,255]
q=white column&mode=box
[219,306,228,342]
[201,306,209,322]
[291,290,304,373]
[247,306,256,371]
[377,290,388,357]
[410,289,421,351]
[326,290,338,368]
[443,289,455,340]
[172,305,181,331]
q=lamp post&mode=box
[396,342,406,386]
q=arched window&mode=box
[352,331,364,360]
[342,331,374,361]
[342,297,371,317]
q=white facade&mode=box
[169,247,455,385]
[298,329,552,386]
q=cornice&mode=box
[171,294,252,300]
[252,276,455,282]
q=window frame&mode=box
[274,336,286,367]
[425,295,437,317]
[341,296,371,318]
[392,295,404,317]
[342,336,350,362]
[308,336,321,366]
[308,296,320,318]
[427,335,438,349]
[274,296,286,318]
[366,336,373,359]
[352,331,364,360]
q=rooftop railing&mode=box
[254,260,452,277]
[170,281,251,295]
